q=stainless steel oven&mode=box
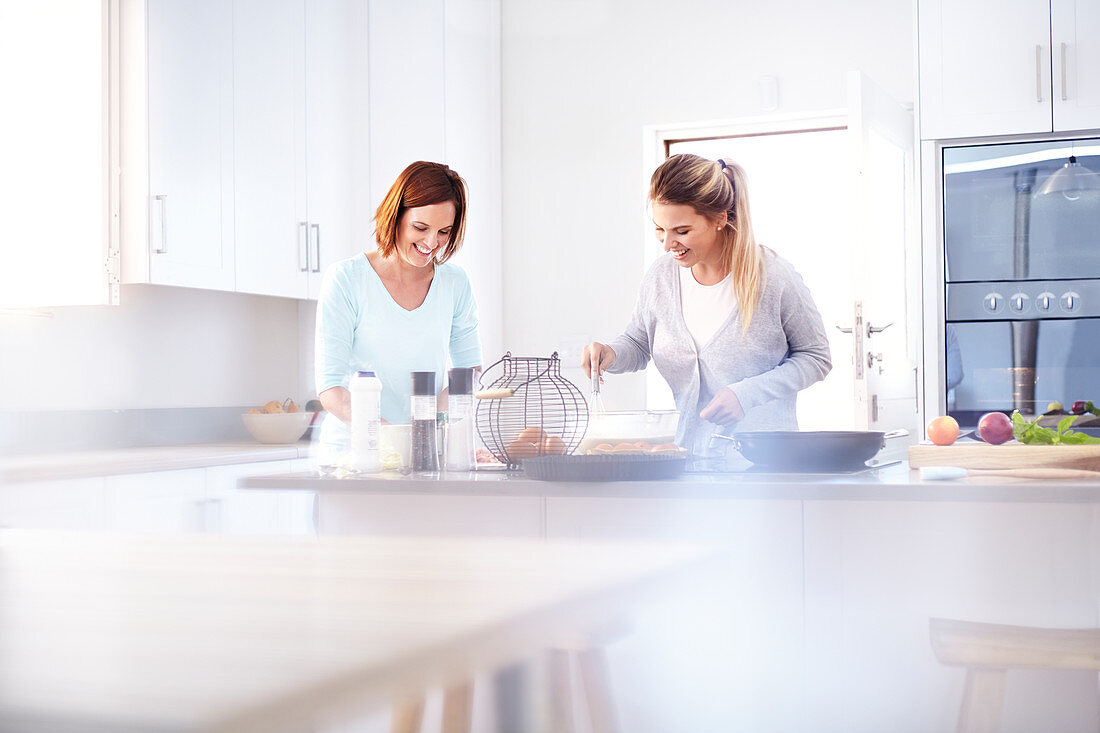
[941,136,1100,425]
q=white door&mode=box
[1052,0,1100,131]
[233,0,308,298]
[917,0,1052,139]
[846,72,921,442]
[147,0,235,290]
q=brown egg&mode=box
[517,426,548,444]
[506,440,540,460]
[541,435,567,455]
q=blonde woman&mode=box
[581,154,831,455]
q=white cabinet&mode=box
[802,501,1100,732]
[316,493,542,537]
[367,0,446,202]
[206,460,316,536]
[121,0,235,290]
[233,0,368,300]
[106,468,209,533]
[0,477,108,530]
[918,0,1100,139]
[1051,0,1100,131]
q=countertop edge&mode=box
[237,468,1100,503]
[0,442,314,484]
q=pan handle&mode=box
[708,433,743,456]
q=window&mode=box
[0,0,115,308]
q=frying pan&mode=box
[711,429,908,472]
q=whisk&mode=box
[590,369,607,416]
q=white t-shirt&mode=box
[679,266,737,350]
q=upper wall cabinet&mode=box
[367,0,446,206]
[234,0,368,300]
[121,0,236,291]
[121,0,499,302]
[918,0,1100,140]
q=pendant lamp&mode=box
[1034,155,1100,201]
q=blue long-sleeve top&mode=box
[314,254,482,459]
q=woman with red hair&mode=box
[314,161,482,465]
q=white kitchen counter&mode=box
[0,441,313,484]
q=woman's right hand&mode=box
[581,342,616,379]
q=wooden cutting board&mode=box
[909,442,1100,471]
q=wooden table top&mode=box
[0,530,709,732]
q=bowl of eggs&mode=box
[242,399,315,444]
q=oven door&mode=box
[943,137,1100,283]
[946,317,1100,425]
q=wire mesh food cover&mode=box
[476,352,589,466]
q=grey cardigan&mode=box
[607,250,832,455]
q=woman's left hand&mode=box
[699,388,744,426]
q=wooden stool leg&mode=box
[442,681,474,733]
[957,668,1006,733]
[577,647,619,733]
[390,697,424,733]
[545,648,575,733]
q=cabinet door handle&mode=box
[1060,42,1068,101]
[153,194,167,254]
[310,223,321,273]
[1036,44,1043,103]
[298,221,308,272]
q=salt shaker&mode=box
[349,370,382,472]
[445,367,476,471]
[410,371,439,473]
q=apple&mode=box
[977,411,1014,445]
[1072,400,1087,415]
[1046,401,1064,414]
[926,415,960,446]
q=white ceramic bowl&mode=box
[242,412,314,444]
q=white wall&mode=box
[0,285,303,411]
[500,0,915,409]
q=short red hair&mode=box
[374,161,468,263]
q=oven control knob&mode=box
[982,292,1004,313]
[1060,291,1080,313]
[1036,292,1055,312]
[1010,293,1029,313]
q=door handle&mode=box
[838,322,892,336]
[1060,42,1068,101]
[1036,44,1043,103]
[298,222,308,272]
[152,194,167,254]
[310,223,321,273]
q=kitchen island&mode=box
[239,465,1100,733]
